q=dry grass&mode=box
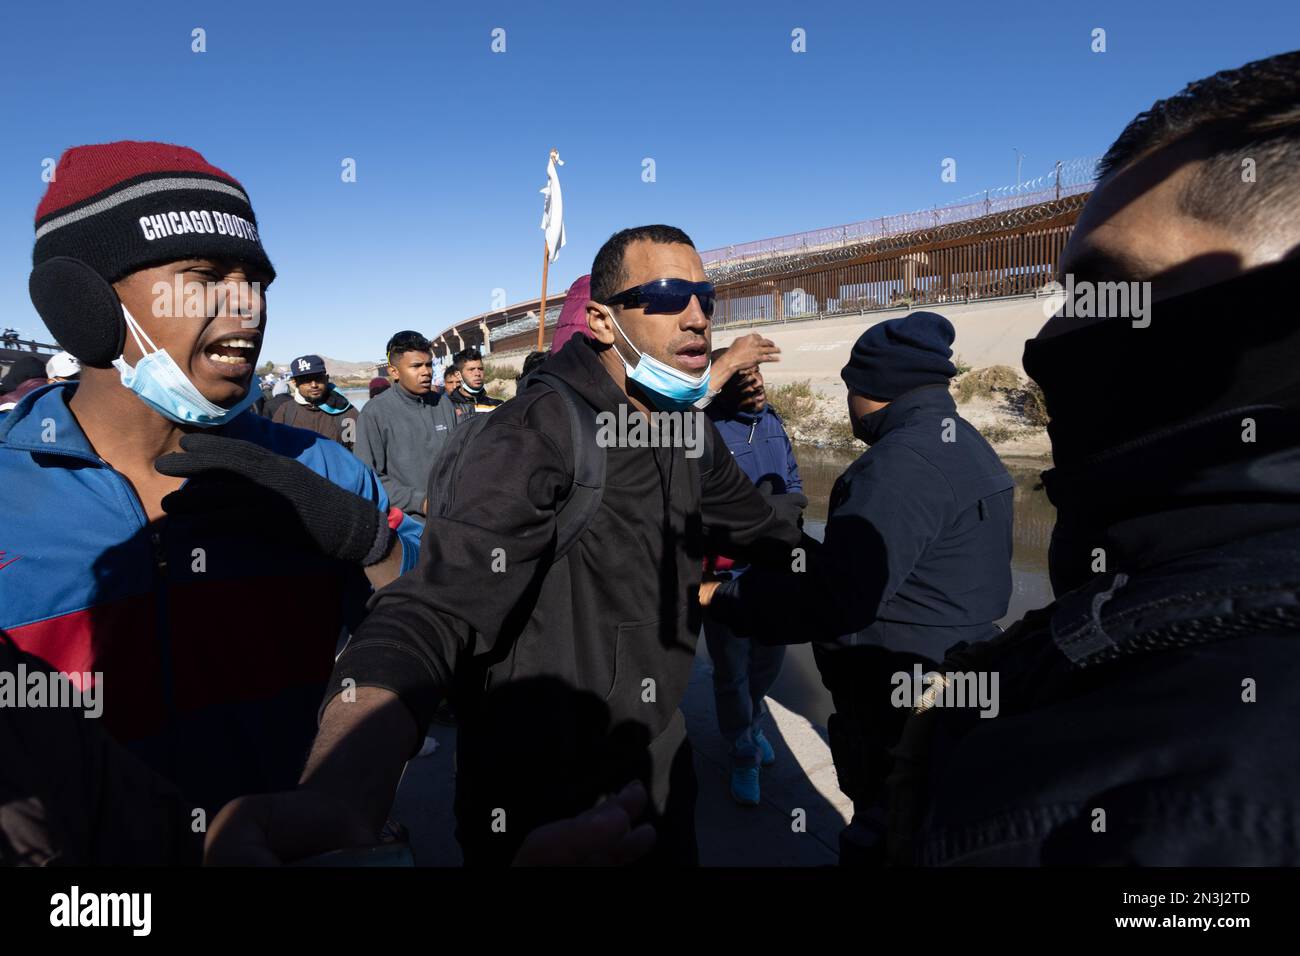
[766,380,821,429]
[1007,381,1049,427]
[978,424,1019,445]
[955,365,1022,403]
[767,379,860,448]
[821,417,859,447]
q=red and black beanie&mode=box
[33,141,275,283]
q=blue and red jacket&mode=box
[0,383,422,815]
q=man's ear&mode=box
[585,300,616,345]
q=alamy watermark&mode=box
[50,886,150,936]
[0,664,103,718]
[151,277,262,327]
[891,663,999,718]
[1041,274,1152,328]
[596,406,706,460]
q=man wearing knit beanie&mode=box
[702,309,1015,864]
[839,311,959,405]
[0,141,424,845]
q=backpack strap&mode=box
[531,371,606,559]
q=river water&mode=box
[344,388,1057,726]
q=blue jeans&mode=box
[702,616,786,768]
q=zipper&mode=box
[104,460,179,775]
[747,420,757,445]
[148,521,178,775]
[150,529,168,574]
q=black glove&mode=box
[155,433,395,566]
[772,493,808,528]
[754,477,807,529]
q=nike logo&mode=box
[0,552,22,571]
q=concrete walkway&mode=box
[685,643,851,866]
[390,641,850,866]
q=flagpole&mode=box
[537,239,550,352]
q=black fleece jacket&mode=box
[326,336,802,861]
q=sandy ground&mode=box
[711,296,1055,382]
[390,640,852,867]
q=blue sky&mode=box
[1,0,1295,362]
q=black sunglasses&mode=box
[604,278,716,318]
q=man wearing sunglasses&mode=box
[207,224,807,866]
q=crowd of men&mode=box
[1,51,1298,867]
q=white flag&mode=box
[540,151,565,263]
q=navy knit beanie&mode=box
[840,311,957,401]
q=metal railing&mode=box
[711,218,1079,329]
[700,156,1098,278]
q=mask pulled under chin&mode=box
[604,306,710,411]
[112,305,259,427]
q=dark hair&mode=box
[446,361,464,377]
[386,330,431,363]
[590,225,696,304]
[453,346,483,366]
[1097,52,1300,230]
[518,350,548,382]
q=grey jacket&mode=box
[355,383,458,516]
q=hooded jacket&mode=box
[271,384,359,451]
[712,383,1014,661]
[325,336,802,864]
[355,382,458,516]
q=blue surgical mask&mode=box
[111,305,259,427]
[604,306,711,411]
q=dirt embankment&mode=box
[767,365,1052,461]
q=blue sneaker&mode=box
[754,729,776,767]
[730,766,760,806]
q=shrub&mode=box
[1008,381,1049,427]
[766,380,820,429]
[978,424,1017,444]
[486,378,514,400]
[482,362,515,383]
[820,416,859,448]
[955,365,1021,403]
